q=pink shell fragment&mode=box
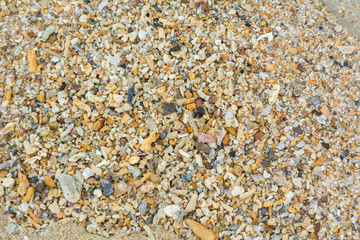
[197,133,217,143]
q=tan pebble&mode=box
[157,86,166,95]
[143,225,155,240]
[49,201,60,214]
[185,219,217,240]
[233,165,243,176]
[5,89,11,101]
[185,192,198,212]
[140,132,157,152]
[27,50,37,73]
[269,84,281,104]
[48,189,58,200]
[146,56,155,71]
[96,214,106,223]
[173,221,182,229]
[73,99,91,112]
[100,125,110,132]
[186,103,196,111]
[38,91,45,102]
[17,172,29,196]
[145,197,155,205]
[22,187,35,203]
[288,208,297,214]
[0,123,15,135]
[121,113,131,124]
[238,188,256,200]
[45,176,56,188]
[288,47,298,55]
[183,97,195,105]
[263,201,273,207]
[267,218,276,226]
[106,118,115,125]
[320,105,330,118]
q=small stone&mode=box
[82,168,94,180]
[102,179,113,196]
[313,166,323,175]
[45,175,56,188]
[49,201,60,214]
[0,123,15,135]
[87,222,98,233]
[193,107,206,118]
[292,178,302,187]
[231,186,244,196]
[267,218,276,226]
[159,103,177,115]
[57,173,81,203]
[197,133,217,143]
[94,189,102,198]
[5,223,16,234]
[269,84,281,104]
[0,178,15,187]
[22,187,35,203]
[138,30,147,41]
[42,25,56,40]
[185,192,198,212]
[138,202,148,215]
[185,219,217,240]
[311,96,321,107]
[164,205,180,217]
[35,182,46,192]
[114,181,128,197]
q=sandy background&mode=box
[1,0,359,239]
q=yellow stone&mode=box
[121,113,131,124]
[288,208,297,214]
[263,201,273,207]
[22,187,35,203]
[45,176,56,188]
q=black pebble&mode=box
[343,61,349,67]
[193,107,205,118]
[321,142,330,150]
[170,45,181,52]
[127,87,134,103]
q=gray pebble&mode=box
[138,202,148,215]
[102,179,113,196]
[311,96,321,107]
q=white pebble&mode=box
[163,204,180,217]
[215,39,222,45]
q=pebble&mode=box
[86,222,98,233]
[0,178,15,188]
[42,25,55,40]
[311,96,321,107]
[163,205,180,217]
[138,202,148,215]
[102,180,113,196]
[5,223,16,234]
[185,219,217,240]
[159,103,177,115]
[185,192,198,212]
[57,173,81,203]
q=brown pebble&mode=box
[22,187,35,203]
[45,175,56,188]
[185,219,217,240]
